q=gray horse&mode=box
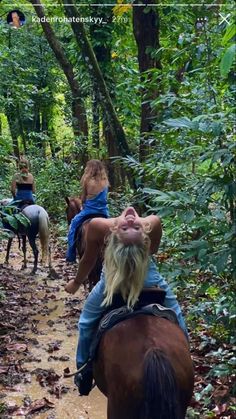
[1,200,51,274]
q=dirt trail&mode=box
[0,240,106,418]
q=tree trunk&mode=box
[6,108,20,159]
[16,104,27,153]
[63,1,136,189]
[133,1,161,161]
[92,89,100,149]
[31,0,88,161]
[90,9,123,189]
[34,102,41,133]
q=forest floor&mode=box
[0,239,234,419]
[0,238,106,419]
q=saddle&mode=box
[18,200,34,210]
[6,200,34,211]
[90,288,178,361]
[75,289,178,396]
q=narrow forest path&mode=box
[0,239,106,419]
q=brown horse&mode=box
[93,315,194,419]
[65,196,82,224]
[65,196,102,290]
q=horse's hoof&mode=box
[21,265,27,270]
[31,269,37,275]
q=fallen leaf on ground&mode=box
[47,340,62,352]
[8,397,54,416]
[34,368,61,387]
[6,343,27,352]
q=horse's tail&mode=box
[38,208,51,266]
[142,348,179,419]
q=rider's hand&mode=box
[65,279,80,294]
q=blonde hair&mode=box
[81,159,108,189]
[102,232,151,308]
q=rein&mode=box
[63,360,91,378]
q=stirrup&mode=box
[74,361,93,396]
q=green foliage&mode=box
[108,190,135,217]
[0,402,6,414]
[0,2,235,415]
[220,44,236,77]
[0,202,30,239]
[32,157,80,220]
[188,282,235,341]
[220,21,236,77]
[0,1,75,160]
[116,5,236,356]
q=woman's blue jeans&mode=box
[76,259,188,366]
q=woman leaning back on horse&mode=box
[65,206,189,395]
[11,157,36,208]
[66,159,109,262]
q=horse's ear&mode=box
[65,197,70,205]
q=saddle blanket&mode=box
[90,304,178,360]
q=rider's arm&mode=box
[65,219,105,294]
[74,231,100,286]
[144,215,162,254]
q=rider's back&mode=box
[85,178,109,200]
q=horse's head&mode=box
[65,196,82,225]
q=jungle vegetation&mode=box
[0,1,235,416]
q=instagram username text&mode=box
[32,16,105,24]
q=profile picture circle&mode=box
[7,10,26,29]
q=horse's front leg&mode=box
[21,236,27,270]
[5,237,13,264]
[28,236,39,274]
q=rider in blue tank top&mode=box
[66,160,109,262]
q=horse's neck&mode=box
[67,199,81,224]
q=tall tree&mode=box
[133,0,161,161]
[90,6,123,188]
[62,1,131,160]
[30,0,88,163]
[5,102,20,159]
